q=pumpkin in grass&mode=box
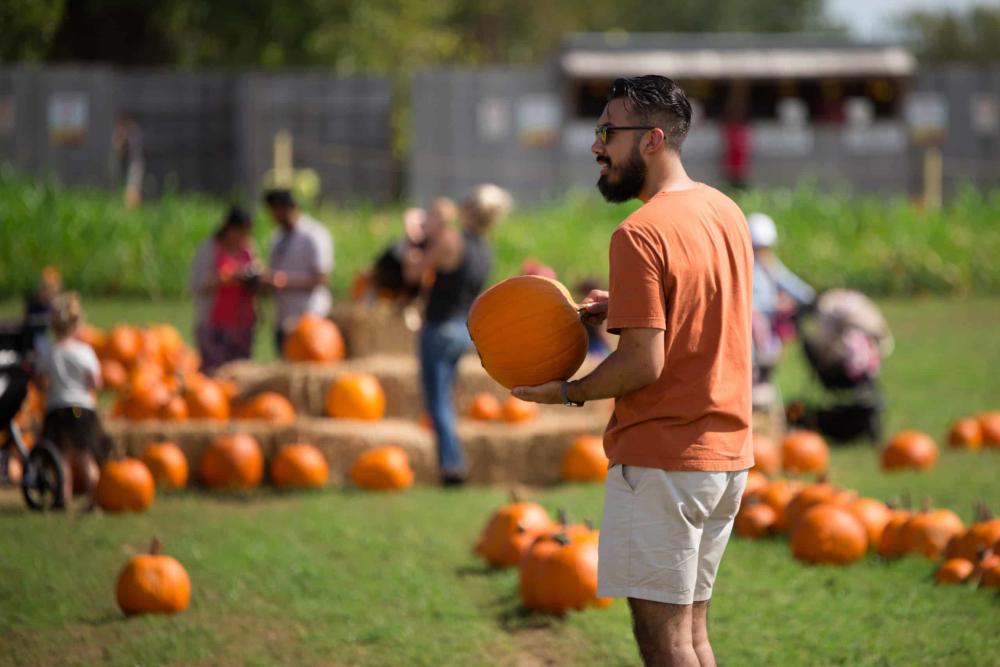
[502,396,538,423]
[934,558,975,585]
[784,480,857,532]
[199,433,263,489]
[981,564,1000,589]
[183,377,230,421]
[141,442,188,489]
[518,529,609,615]
[349,445,413,491]
[326,373,385,421]
[735,498,778,539]
[561,435,608,482]
[945,504,1000,561]
[475,498,554,568]
[781,430,828,474]
[284,314,345,363]
[743,469,768,498]
[790,504,868,565]
[101,360,128,391]
[234,392,296,424]
[979,411,1000,446]
[467,276,588,390]
[900,503,965,560]
[107,325,142,365]
[751,433,780,475]
[758,479,804,532]
[845,497,893,547]
[468,393,502,421]
[881,430,938,471]
[270,443,329,489]
[947,417,983,449]
[116,539,190,615]
[974,551,1000,581]
[95,458,155,512]
[877,507,913,559]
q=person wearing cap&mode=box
[261,189,334,356]
[747,212,815,382]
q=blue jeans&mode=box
[419,318,471,476]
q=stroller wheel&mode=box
[21,440,65,511]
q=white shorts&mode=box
[597,464,747,605]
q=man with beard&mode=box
[513,76,753,667]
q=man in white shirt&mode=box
[262,189,334,356]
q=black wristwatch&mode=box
[560,381,585,408]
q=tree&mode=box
[902,5,1000,63]
[0,0,65,63]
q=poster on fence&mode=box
[48,92,89,146]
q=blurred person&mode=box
[513,76,752,667]
[262,189,334,356]
[404,186,511,486]
[112,112,144,208]
[35,293,110,509]
[23,266,63,359]
[747,212,815,384]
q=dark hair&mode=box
[263,188,296,208]
[608,76,692,152]
[214,206,252,240]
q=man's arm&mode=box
[512,326,664,404]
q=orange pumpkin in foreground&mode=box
[790,504,868,565]
[270,443,329,489]
[784,481,857,533]
[95,458,155,512]
[116,539,190,615]
[468,394,502,421]
[284,314,345,363]
[475,499,554,568]
[502,396,538,423]
[467,276,588,390]
[561,435,608,482]
[349,445,413,491]
[881,431,938,471]
[781,430,829,474]
[199,433,263,489]
[518,528,610,615]
[234,392,296,424]
[877,507,913,559]
[326,373,386,421]
[947,417,983,449]
[141,442,189,489]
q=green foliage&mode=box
[902,5,1000,64]
[2,170,999,301]
[1,297,999,666]
[0,0,65,63]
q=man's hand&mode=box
[580,289,609,326]
[511,381,564,405]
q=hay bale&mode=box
[330,301,419,358]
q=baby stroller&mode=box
[0,320,66,510]
[786,289,893,444]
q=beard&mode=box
[596,142,647,203]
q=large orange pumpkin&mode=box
[468,393,502,421]
[107,325,142,365]
[518,529,609,615]
[141,442,189,489]
[270,443,329,489]
[122,378,171,421]
[502,396,538,423]
[234,392,297,424]
[199,433,263,489]
[561,435,608,482]
[751,433,780,475]
[784,481,856,532]
[947,417,983,449]
[183,378,230,421]
[284,314,346,363]
[845,497,893,547]
[934,558,975,585]
[945,505,1000,561]
[116,539,190,615]
[349,445,414,490]
[900,504,965,560]
[95,458,155,512]
[467,276,588,390]
[881,430,938,471]
[326,373,385,421]
[475,499,555,568]
[781,430,828,474]
[790,504,868,564]
[979,411,1000,446]
[877,508,913,559]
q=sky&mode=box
[826,0,1000,40]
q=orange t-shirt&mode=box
[603,183,754,472]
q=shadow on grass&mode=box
[455,563,500,577]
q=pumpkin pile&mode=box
[947,411,1000,449]
[474,499,612,615]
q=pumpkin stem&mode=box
[920,496,932,513]
[901,491,912,510]
[554,533,571,546]
[557,509,568,526]
[584,519,595,531]
[509,488,522,504]
[149,537,162,556]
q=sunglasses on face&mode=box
[594,124,656,146]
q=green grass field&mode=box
[1,296,999,666]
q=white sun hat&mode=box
[747,212,778,248]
